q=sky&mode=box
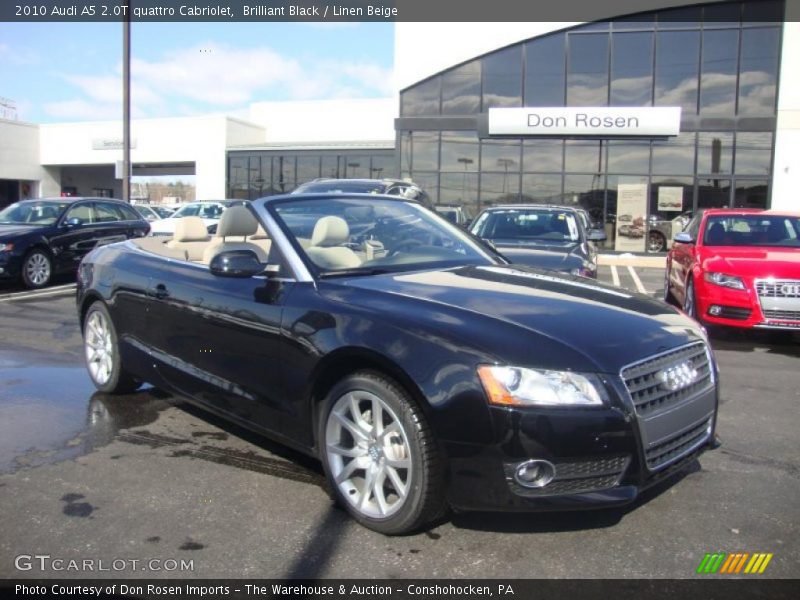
[0,21,395,123]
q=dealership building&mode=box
[1,0,798,252]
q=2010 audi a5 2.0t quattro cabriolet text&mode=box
[76,194,720,534]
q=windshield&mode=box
[297,182,388,194]
[272,197,497,276]
[172,203,224,219]
[471,209,581,243]
[704,215,800,247]
[0,201,70,226]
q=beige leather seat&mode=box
[202,205,268,264]
[167,217,211,262]
[305,216,361,270]
[247,224,273,257]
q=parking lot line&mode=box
[610,265,620,287]
[627,266,647,294]
[0,284,76,303]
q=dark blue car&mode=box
[0,197,149,288]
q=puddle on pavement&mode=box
[0,350,170,473]
[0,349,325,487]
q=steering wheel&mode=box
[388,239,425,256]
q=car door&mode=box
[145,249,296,436]
[49,202,102,272]
[670,214,703,305]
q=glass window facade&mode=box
[226,149,396,200]
[397,1,782,251]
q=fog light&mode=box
[514,459,556,488]
[708,305,722,316]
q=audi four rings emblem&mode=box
[780,284,800,296]
[657,360,699,392]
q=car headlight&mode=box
[0,243,13,252]
[478,365,606,407]
[704,272,745,290]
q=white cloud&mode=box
[44,42,393,120]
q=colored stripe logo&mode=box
[696,552,773,574]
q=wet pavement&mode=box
[0,294,798,579]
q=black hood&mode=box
[331,264,704,373]
[0,224,44,240]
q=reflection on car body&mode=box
[77,193,719,534]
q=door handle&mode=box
[151,283,169,300]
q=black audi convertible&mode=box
[76,193,719,534]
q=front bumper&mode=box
[443,369,718,512]
[0,252,23,280]
[695,280,800,331]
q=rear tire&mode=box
[318,371,445,535]
[83,301,140,394]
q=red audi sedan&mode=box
[665,208,800,331]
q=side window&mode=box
[118,204,141,221]
[65,203,94,224]
[686,215,702,239]
[95,202,124,223]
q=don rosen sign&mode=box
[488,107,681,137]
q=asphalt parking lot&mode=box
[0,269,798,579]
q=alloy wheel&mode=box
[84,309,114,386]
[325,390,412,519]
[648,232,665,253]
[24,252,51,287]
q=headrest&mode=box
[174,216,209,242]
[311,216,350,247]
[217,205,258,238]
[249,224,270,240]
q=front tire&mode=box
[83,302,140,394]
[684,277,699,321]
[21,249,52,289]
[319,371,445,535]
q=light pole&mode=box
[457,157,473,203]
[122,8,131,202]
[496,158,516,195]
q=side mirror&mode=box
[674,232,694,244]
[64,217,83,228]
[209,250,264,278]
[587,229,607,242]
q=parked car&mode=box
[469,205,605,278]
[149,200,238,236]
[133,203,174,222]
[665,208,800,330]
[132,204,163,223]
[77,193,718,534]
[294,178,432,208]
[648,211,694,253]
[434,204,472,227]
[150,205,175,219]
[0,197,149,289]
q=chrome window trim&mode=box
[251,202,314,283]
